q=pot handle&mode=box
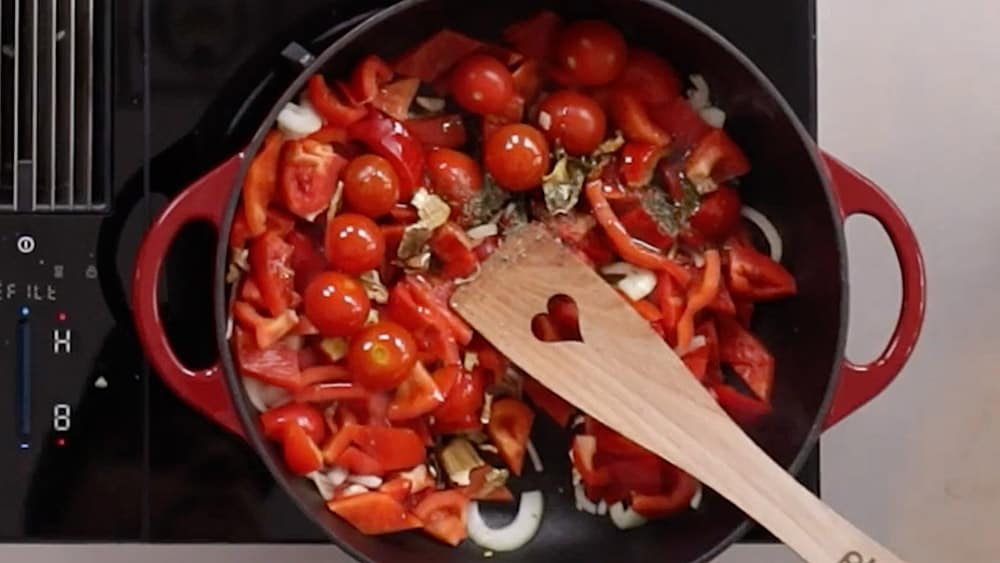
[133,155,247,438]
[821,153,926,429]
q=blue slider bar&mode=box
[17,307,30,448]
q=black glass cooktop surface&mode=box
[0,0,816,544]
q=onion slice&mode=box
[243,377,290,412]
[467,491,544,552]
[740,206,783,262]
[276,101,322,139]
[526,440,544,473]
[609,502,648,530]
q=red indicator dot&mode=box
[55,437,66,447]
[57,312,68,322]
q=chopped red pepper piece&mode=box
[351,426,427,473]
[248,232,296,317]
[326,492,423,535]
[609,89,671,146]
[388,362,445,421]
[486,398,534,476]
[412,490,469,546]
[393,29,485,83]
[242,131,285,237]
[261,402,327,444]
[281,423,324,475]
[293,381,369,404]
[614,49,681,106]
[280,139,348,221]
[232,301,299,350]
[686,129,751,185]
[630,468,699,519]
[716,315,775,402]
[348,111,426,201]
[649,96,714,151]
[233,328,302,390]
[712,384,772,427]
[349,55,394,105]
[337,446,386,476]
[523,376,575,427]
[725,245,797,301]
[372,77,420,122]
[502,10,562,61]
[619,142,669,188]
[676,249,721,352]
[307,75,367,127]
[619,206,674,251]
[429,222,479,280]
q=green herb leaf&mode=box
[542,153,589,215]
[462,175,510,227]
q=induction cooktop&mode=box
[0,0,816,544]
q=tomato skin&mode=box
[342,155,400,219]
[484,124,550,191]
[261,403,327,444]
[242,131,286,237]
[413,490,469,546]
[554,20,628,87]
[449,55,515,115]
[725,245,797,301]
[347,321,419,391]
[405,114,468,149]
[615,49,681,105]
[281,423,324,475]
[487,398,535,476]
[426,148,483,210]
[537,90,607,156]
[326,492,423,535]
[303,271,371,338]
[348,111,426,201]
[690,186,742,240]
[249,232,296,317]
[324,213,385,275]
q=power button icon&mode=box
[16,236,35,254]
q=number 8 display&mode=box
[53,403,71,431]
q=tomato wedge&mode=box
[388,362,445,421]
[413,490,469,546]
[280,139,348,221]
[486,398,534,476]
[281,423,324,475]
[326,492,423,535]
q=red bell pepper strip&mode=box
[609,89,671,147]
[349,55,394,105]
[306,125,348,145]
[707,279,737,315]
[326,492,423,535]
[486,398,534,476]
[619,206,674,251]
[260,402,327,444]
[248,232,296,317]
[372,77,421,122]
[585,180,690,285]
[502,10,563,61]
[429,222,479,280]
[676,249,721,352]
[413,490,470,546]
[281,423,324,475]
[351,426,427,473]
[299,365,351,387]
[242,131,285,237]
[388,362,445,421]
[716,315,775,402]
[651,272,685,339]
[337,446,386,476]
[232,301,299,350]
[393,29,485,83]
[711,384,772,427]
[630,469,699,519]
[405,114,468,149]
[686,129,751,185]
[649,96,713,151]
[307,75,367,127]
[320,422,358,465]
[406,276,474,346]
[348,111,426,201]
[293,381,368,404]
[725,245,797,301]
[620,142,669,188]
[523,376,575,427]
[378,477,414,503]
[431,368,485,434]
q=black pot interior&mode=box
[216,0,846,561]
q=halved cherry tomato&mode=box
[351,426,427,473]
[432,368,485,432]
[233,328,302,389]
[630,469,699,519]
[249,232,295,317]
[232,301,299,349]
[303,271,371,338]
[537,90,607,155]
[413,490,469,546]
[326,492,423,535]
[347,321,418,391]
[502,10,562,61]
[726,245,797,301]
[324,213,386,275]
[484,123,550,191]
[286,231,327,293]
[261,402,326,444]
[307,75,367,127]
[486,398,535,476]
[405,114,468,149]
[691,186,742,240]
[349,55,394,104]
[342,155,400,219]
[711,384,772,427]
[388,362,444,421]
[393,29,485,83]
[523,376,575,427]
[620,142,669,188]
[281,423,324,475]
[619,206,674,251]
[449,55,515,115]
[649,95,714,151]
[348,111,426,200]
[280,139,347,221]
[615,48,681,105]
[429,222,479,280]
[686,129,751,185]
[294,381,369,403]
[426,148,483,210]
[716,315,775,401]
[243,131,285,237]
[554,20,627,86]
[610,89,670,146]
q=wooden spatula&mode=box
[451,224,905,563]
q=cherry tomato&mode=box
[303,271,371,338]
[483,124,550,191]
[342,154,400,218]
[324,213,386,275]
[690,186,742,240]
[555,20,628,87]
[537,90,607,156]
[347,321,418,391]
[449,55,515,115]
[426,148,482,210]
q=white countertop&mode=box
[12,0,998,560]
